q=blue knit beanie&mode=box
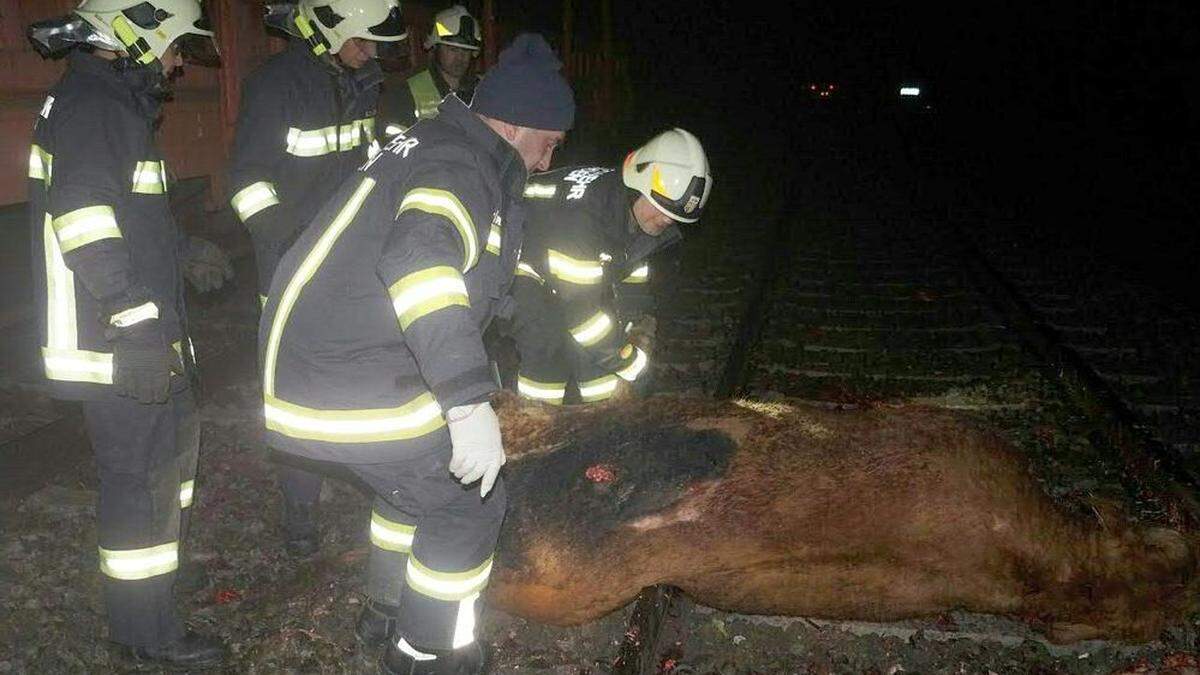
[471,33,575,131]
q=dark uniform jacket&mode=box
[379,65,478,135]
[229,40,382,298]
[258,95,525,464]
[514,167,681,398]
[28,52,192,401]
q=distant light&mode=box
[900,86,921,97]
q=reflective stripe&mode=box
[515,262,544,283]
[231,181,281,222]
[616,346,649,382]
[285,118,374,157]
[406,555,493,602]
[623,264,649,284]
[407,70,442,120]
[132,160,167,194]
[28,145,52,183]
[485,222,501,255]
[109,301,158,328]
[389,266,470,330]
[370,511,415,553]
[516,375,565,404]
[570,311,613,347]
[52,205,122,253]
[397,188,479,272]
[42,347,113,384]
[579,374,618,402]
[264,392,445,444]
[523,183,557,199]
[547,250,604,285]
[452,594,480,648]
[42,214,116,384]
[179,480,195,509]
[384,123,405,137]
[98,542,179,581]
[263,178,376,399]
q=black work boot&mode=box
[120,629,227,669]
[381,638,485,675]
[282,498,320,558]
[354,599,399,649]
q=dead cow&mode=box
[487,394,1196,643]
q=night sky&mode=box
[488,0,1200,306]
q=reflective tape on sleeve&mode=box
[231,181,281,222]
[397,188,479,272]
[132,160,167,194]
[28,145,53,183]
[548,250,604,285]
[98,541,179,581]
[406,555,493,602]
[388,266,470,330]
[569,311,613,347]
[623,264,649,284]
[523,183,557,199]
[616,346,649,382]
[109,301,159,328]
[516,375,565,404]
[370,511,415,553]
[52,205,122,253]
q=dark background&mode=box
[506,0,1200,309]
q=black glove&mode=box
[109,319,183,404]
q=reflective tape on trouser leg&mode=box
[405,555,492,649]
[367,498,415,607]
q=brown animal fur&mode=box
[488,393,1197,643]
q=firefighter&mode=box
[379,4,482,136]
[25,0,226,667]
[507,129,712,405]
[228,0,406,558]
[257,33,573,673]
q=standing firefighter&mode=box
[25,0,226,667]
[509,129,712,405]
[228,0,406,557]
[379,4,482,136]
[257,34,574,673]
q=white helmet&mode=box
[296,0,406,55]
[622,128,712,223]
[423,5,481,51]
[74,0,214,66]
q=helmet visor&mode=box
[367,5,407,40]
[651,175,708,221]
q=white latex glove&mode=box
[446,401,506,498]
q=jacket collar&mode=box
[438,95,527,197]
[68,50,163,120]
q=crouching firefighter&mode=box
[228,0,406,558]
[257,33,573,673]
[505,128,712,405]
[26,1,227,667]
[379,4,482,137]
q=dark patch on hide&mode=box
[497,421,737,568]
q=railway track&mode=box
[611,119,1200,673]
